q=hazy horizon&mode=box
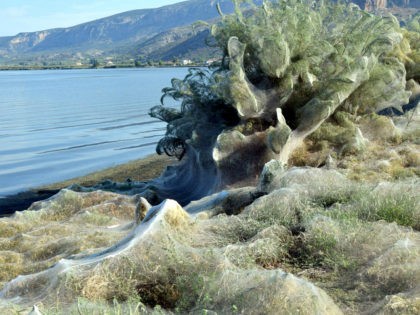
[0,0,185,37]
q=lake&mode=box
[0,67,188,197]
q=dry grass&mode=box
[39,154,174,191]
[1,172,419,314]
[0,190,137,288]
[290,112,420,182]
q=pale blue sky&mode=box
[0,0,184,36]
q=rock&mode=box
[243,188,304,227]
[257,159,286,193]
[340,127,368,155]
[134,197,151,224]
[222,224,293,268]
[324,154,336,169]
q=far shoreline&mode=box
[0,64,208,71]
[0,154,175,216]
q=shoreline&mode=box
[0,154,175,216]
[0,64,205,71]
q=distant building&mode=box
[182,59,193,65]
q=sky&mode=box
[0,0,184,37]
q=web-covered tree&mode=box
[145,0,418,205]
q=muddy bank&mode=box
[0,154,174,216]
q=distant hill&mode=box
[0,0,237,67]
[0,0,418,68]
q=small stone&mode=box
[28,305,42,315]
[257,159,285,193]
[325,154,336,169]
[135,197,152,224]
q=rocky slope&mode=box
[0,0,238,65]
[0,0,231,52]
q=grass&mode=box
[356,194,418,229]
[40,297,150,315]
[349,183,420,230]
[0,152,419,314]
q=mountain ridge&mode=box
[0,0,238,65]
[0,0,418,67]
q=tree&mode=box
[140,0,419,205]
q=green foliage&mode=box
[312,179,420,230]
[403,13,420,81]
[174,272,216,311]
[354,190,419,229]
[212,0,412,114]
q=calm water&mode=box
[0,68,188,197]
